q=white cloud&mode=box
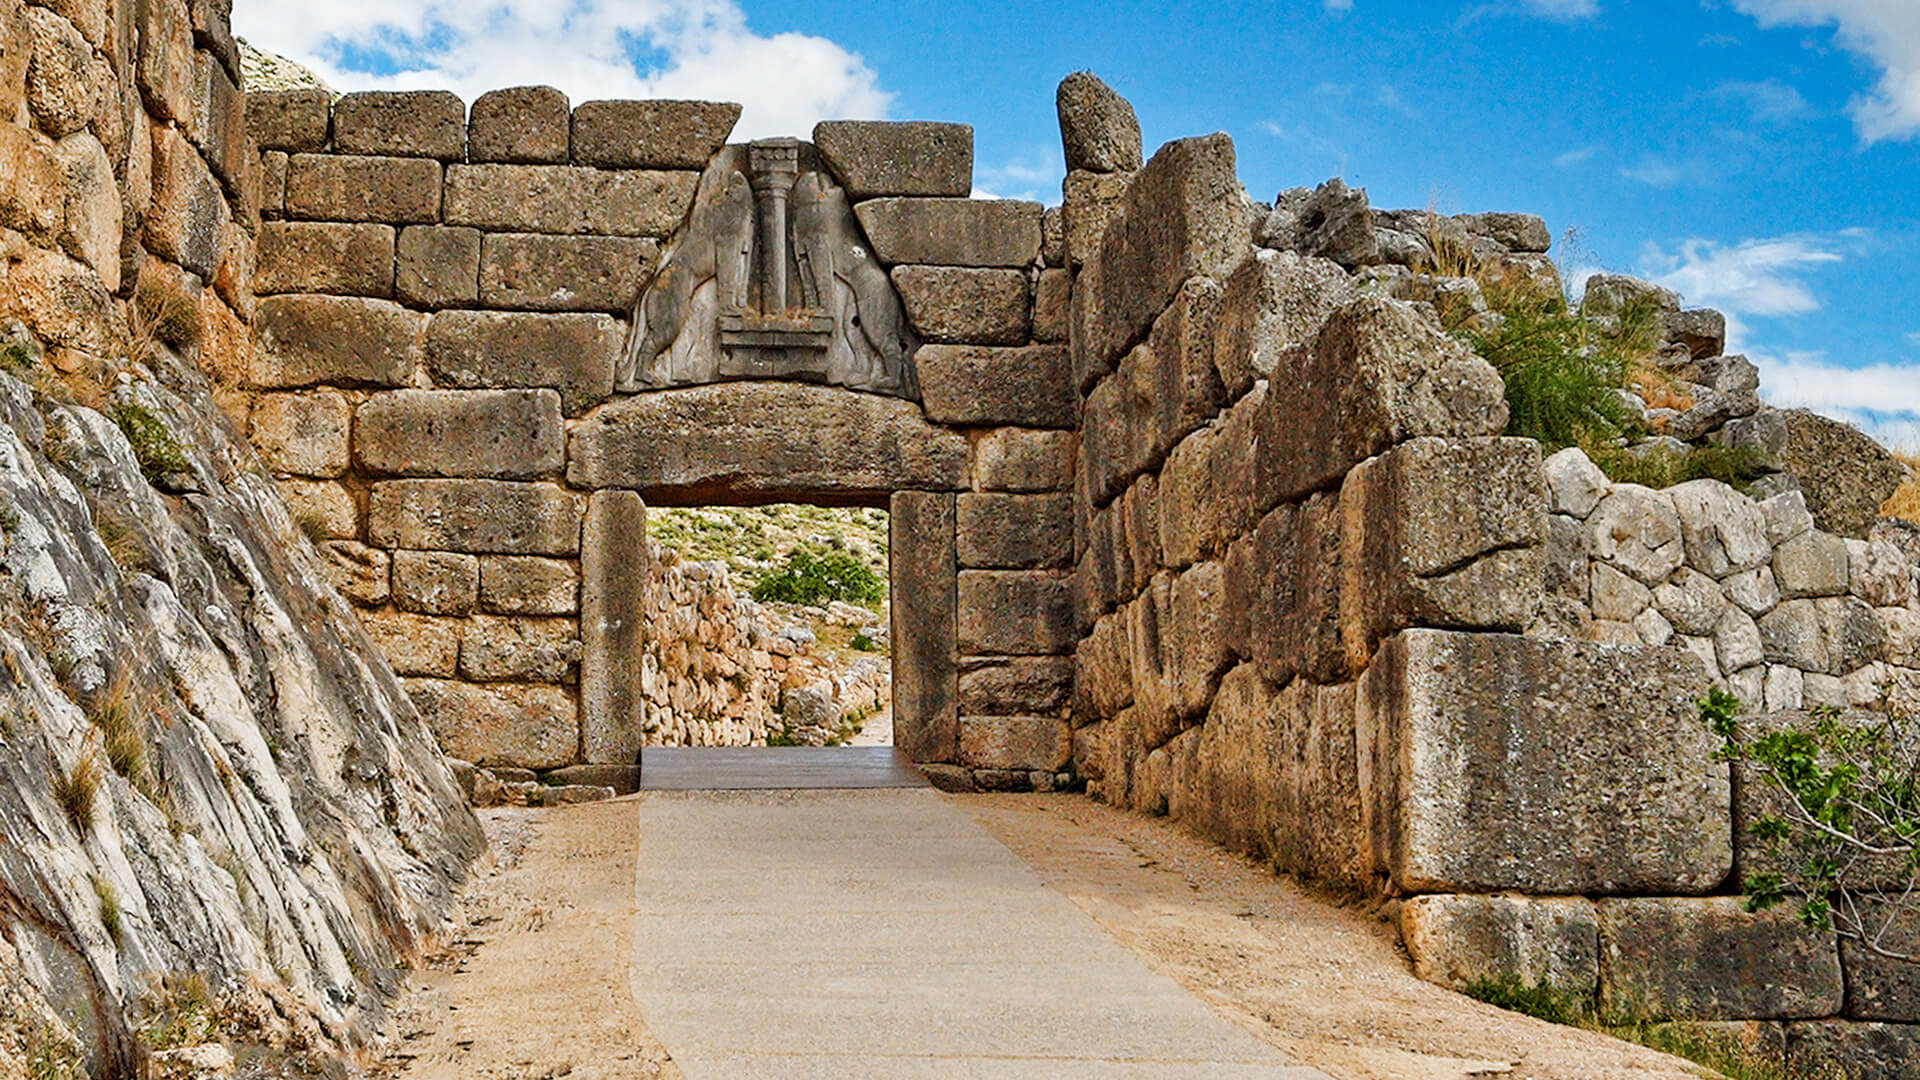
[1618,155,1711,188]
[1639,231,1857,347]
[1523,0,1601,17]
[231,0,893,139]
[1374,84,1420,117]
[1906,330,1920,346]
[1711,78,1816,123]
[1746,350,1920,447]
[1553,145,1599,168]
[974,154,1062,205]
[1324,0,1354,10]
[1731,0,1920,142]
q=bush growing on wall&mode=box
[749,547,885,608]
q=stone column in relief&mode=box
[891,491,959,763]
[582,490,650,763]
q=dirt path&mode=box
[389,793,1719,1080]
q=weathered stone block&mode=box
[1224,495,1345,687]
[55,132,120,293]
[444,164,697,237]
[1757,597,1886,675]
[1042,206,1065,267]
[890,266,1029,345]
[136,0,194,122]
[260,151,287,220]
[286,153,443,224]
[893,492,958,763]
[1056,71,1143,173]
[478,233,659,313]
[571,99,740,169]
[1787,1022,1920,1080]
[1598,897,1842,1021]
[581,490,648,763]
[1774,529,1851,599]
[405,678,577,770]
[956,493,1071,569]
[1588,484,1686,586]
[255,222,395,297]
[250,390,350,477]
[147,126,229,277]
[957,571,1072,656]
[0,0,24,124]
[279,479,358,539]
[958,657,1072,716]
[191,50,250,200]
[254,295,423,389]
[1655,567,1730,636]
[1842,906,1920,1020]
[1212,249,1354,401]
[460,616,578,683]
[1143,277,1228,466]
[0,121,63,245]
[319,541,389,606]
[397,225,481,308]
[1154,386,1264,566]
[26,7,95,138]
[1074,611,1133,721]
[1401,895,1598,999]
[333,90,466,160]
[1359,630,1726,894]
[813,120,973,199]
[469,86,569,164]
[355,389,565,479]
[972,428,1074,493]
[392,549,478,615]
[479,556,579,616]
[568,383,969,499]
[918,344,1073,429]
[423,310,619,416]
[854,198,1042,268]
[1091,134,1250,368]
[1544,447,1610,518]
[1165,559,1232,719]
[246,89,330,153]
[359,610,460,677]
[1667,479,1772,578]
[959,715,1069,771]
[1032,268,1070,343]
[1062,170,1130,271]
[369,480,582,556]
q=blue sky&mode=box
[233,0,1920,447]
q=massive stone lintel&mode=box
[621,139,921,399]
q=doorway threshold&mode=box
[636,746,929,791]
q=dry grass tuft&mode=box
[53,739,102,835]
[1884,451,1920,524]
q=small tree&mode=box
[1703,688,1920,961]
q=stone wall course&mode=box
[355,388,565,479]
[369,479,583,556]
[956,492,1071,569]
[255,294,424,388]
[423,309,619,415]
[469,86,570,164]
[971,427,1074,493]
[256,221,396,297]
[459,615,578,683]
[958,570,1073,656]
[405,677,578,769]
[286,153,443,225]
[478,232,659,313]
[1598,897,1842,1021]
[250,389,351,477]
[958,656,1073,716]
[813,120,974,200]
[246,88,330,153]
[397,224,481,308]
[479,556,580,616]
[891,265,1030,345]
[333,90,468,160]
[571,99,741,169]
[361,610,462,677]
[444,163,697,236]
[855,197,1042,269]
[918,344,1074,429]
[392,549,480,615]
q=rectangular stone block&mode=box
[956,493,1071,569]
[460,616,578,683]
[892,492,958,764]
[320,541,389,606]
[191,50,250,200]
[855,198,1042,268]
[480,556,579,616]
[972,428,1074,493]
[333,90,467,160]
[1599,897,1842,1021]
[1165,559,1233,720]
[359,610,461,677]
[813,120,972,200]
[1787,1022,1920,1079]
[1091,135,1249,368]
[959,715,1070,772]
[1400,894,1598,1000]
[1063,170,1130,270]
[136,0,194,123]
[254,295,423,388]
[392,549,479,615]
[1842,904,1920,1021]
[261,151,287,220]
[1147,277,1228,463]
[891,266,1030,345]
[469,86,570,165]
[958,657,1073,716]
[280,479,358,539]
[581,491,649,763]
[478,233,659,312]
[250,390,350,478]
[1033,267,1070,343]
[397,225,481,308]
[147,126,229,277]
[245,90,330,153]
[285,154,443,224]
[567,383,970,501]
[444,163,697,237]
[355,389,564,479]
[255,221,395,297]
[404,678,577,770]
[423,310,619,416]
[918,344,1074,429]
[571,99,741,169]
[369,480,582,556]
[957,571,1073,656]
[1358,630,1727,895]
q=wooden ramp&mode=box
[636,746,929,791]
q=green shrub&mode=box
[849,632,876,652]
[0,341,36,375]
[1465,293,1639,453]
[750,547,884,608]
[92,875,122,946]
[1461,975,1587,1025]
[109,402,190,482]
[1588,442,1768,491]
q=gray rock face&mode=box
[1598,897,1842,1021]
[1257,179,1379,269]
[1401,894,1597,998]
[1723,408,1908,539]
[1055,71,1143,173]
[813,120,974,199]
[469,86,571,164]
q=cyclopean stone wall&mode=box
[238,88,1077,780]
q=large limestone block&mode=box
[1757,596,1885,675]
[1667,479,1772,578]
[321,540,390,606]
[1840,905,1920,1021]
[0,121,62,244]
[1250,297,1508,509]
[1598,897,1841,1021]
[459,616,578,683]
[250,390,350,478]
[1165,559,1232,720]
[1074,610,1133,720]
[892,492,958,763]
[1587,484,1685,585]
[478,233,659,313]
[359,611,461,678]
[581,491,648,763]
[1033,267,1070,343]
[147,126,230,277]
[1359,630,1726,894]
[246,89,330,153]
[0,0,30,124]
[256,222,396,297]
[333,90,467,160]
[972,428,1074,493]
[192,50,250,201]
[813,120,973,199]
[958,656,1072,716]
[279,478,357,539]
[397,225,481,308]
[355,389,564,479]
[392,549,478,615]
[1091,134,1250,369]
[1080,340,1161,506]
[568,383,969,501]
[956,492,1071,569]
[423,310,619,416]
[1402,895,1598,1000]
[571,99,740,169]
[1786,1023,1920,1080]
[957,571,1073,656]
[468,86,569,164]
[255,295,424,388]
[405,678,577,770]
[136,0,194,123]
[1155,384,1265,566]
[959,715,1069,771]
[55,132,120,293]
[369,480,582,556]
[1724,408,1906,539]
[479,556,578,616]
[854,197,1042,268]
[890,266,1030,345]
[444,164,697,237]
[1146,277,1228,463]
[1773,529,1851,599]
[25,7,94,137]
[286,153,443,224]
[1212,249,1354,400]
[1062,169,1130,272]
[1055,71,1142,173]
